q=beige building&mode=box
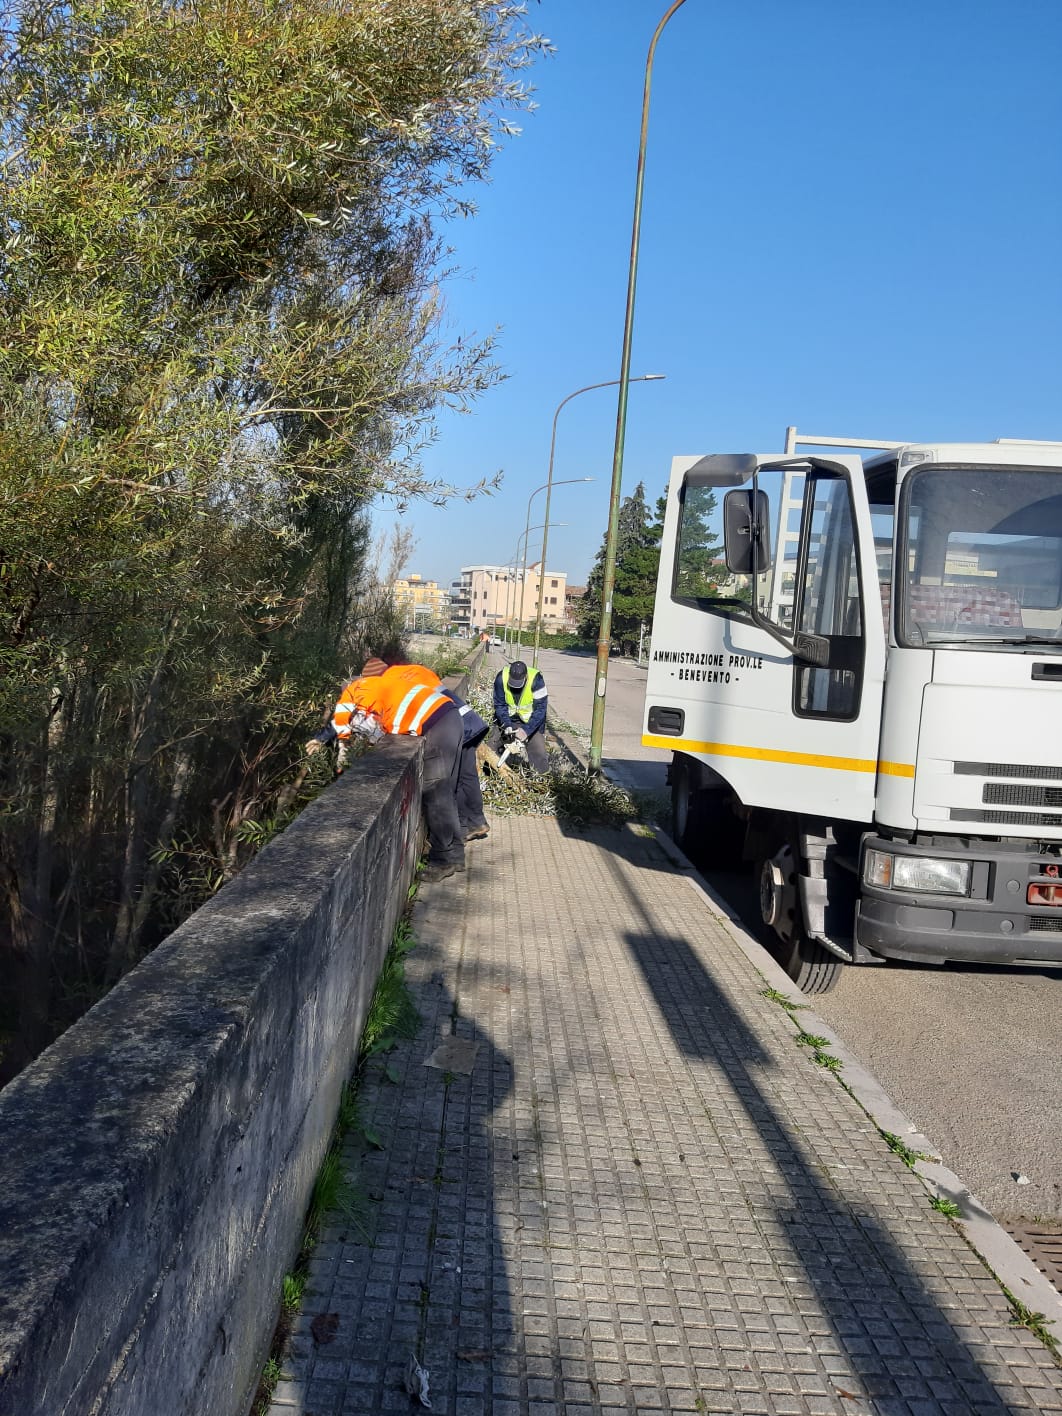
[453,564,568,634]
[391,574,450,629]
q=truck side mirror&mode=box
[723,489,773,575]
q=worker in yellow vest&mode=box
[306,657,466,881]
[486,659,549,774]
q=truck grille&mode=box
[951,808,1062,827]
[983,784,1062,807]
[954,760,1062,781]
[1028,917,1062,932]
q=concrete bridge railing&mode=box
[0,737,424,1416]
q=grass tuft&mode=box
[880,1130,930,1170]
[282,1271,306,1313]
[360,930,420,1060]
[1001,1284,1060,1353]
[930,1195,962,1218]
[760,986,806,1012]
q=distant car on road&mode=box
[491,635,503,648]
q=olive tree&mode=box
[0,0,548,1076]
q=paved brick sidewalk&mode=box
[267,816,1062,1416]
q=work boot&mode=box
[420,860,465,883]
[464,825,490,842]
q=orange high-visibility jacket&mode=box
[332,664,451,740]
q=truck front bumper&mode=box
[855,833,1062,967]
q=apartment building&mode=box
[391,574,450,629]
[450,564,568,634]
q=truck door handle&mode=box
[1031,662,1062,681]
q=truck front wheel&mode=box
[670,757,703,851]
[757,846,841,995]
[670,758,744,867]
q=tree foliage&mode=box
[579,482,727,654]
[0,0,548,1079]
[580,483,661,655]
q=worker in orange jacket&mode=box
[306,657,466,881]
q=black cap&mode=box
[508,660,528,687]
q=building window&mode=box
[551,579,558,588]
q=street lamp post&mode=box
[588,0,689,775]
[532,378,663,664]
[515,521,567,653]
[516,477,594,654]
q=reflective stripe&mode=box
[458,703,472,715]
[641,733,880,773]
[409,691,446,734]
[391,687,422,733]
[531,687,547,699]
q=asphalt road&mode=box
[527,643,1062,1227]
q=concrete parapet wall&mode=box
[0,739,422,1416]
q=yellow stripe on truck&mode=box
[641,734,914,778]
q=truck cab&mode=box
[643,433,1062,991]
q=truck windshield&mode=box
[900,466,1062,648]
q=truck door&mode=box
[644,454,886,823]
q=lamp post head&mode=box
[640,373,666,380]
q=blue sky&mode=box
[375,0,1062,590]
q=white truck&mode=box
[642,430,1062,992]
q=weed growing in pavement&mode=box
[794,1029,841,1070]
[796,1032,829,1049]
[308,1146,370,1238]
[360,921,419,1061]
[282,1272,306,1312]
[760,986,807,1012]
[880,1130,931,1170]
[930,1195,962,1218]
[1001,1285,1060,1355]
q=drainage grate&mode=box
[1004,1222,1062,1292]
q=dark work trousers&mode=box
[486,721,550,775]
[456,735,488,833]
[421,707,465,866]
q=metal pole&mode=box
[588,0,689,774]
[516,521,552,654]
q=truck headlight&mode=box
[863,849,971,896]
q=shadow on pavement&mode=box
[294,928,517,1416]
[602,840,1048,1412]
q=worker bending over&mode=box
[487,659,549,775]
[306,657,466,882]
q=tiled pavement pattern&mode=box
[268,817,1062,1416]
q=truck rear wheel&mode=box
[757,847,841,995]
